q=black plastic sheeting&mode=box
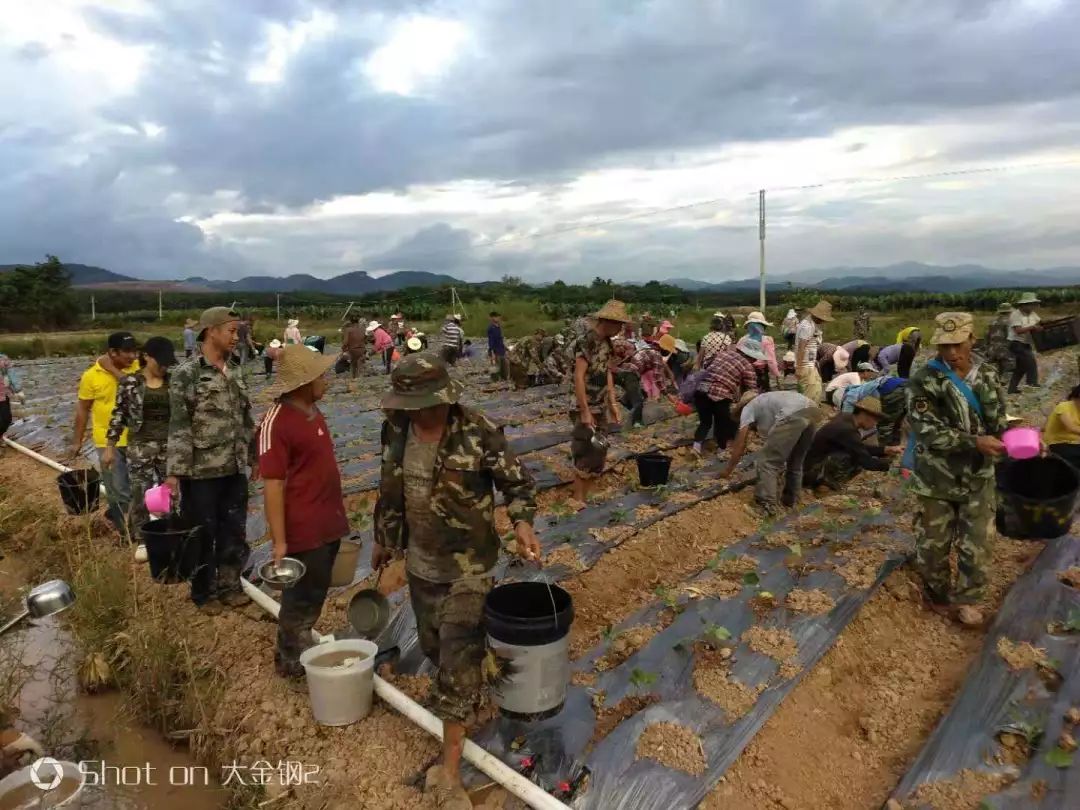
[889,535,1080,810]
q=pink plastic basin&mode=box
[1002,426,1041,460]
[144,484,171,515]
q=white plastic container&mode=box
[299,639,378,726]
[0,760,86,807]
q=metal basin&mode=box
[257,558,307,590]
[347,588,390,639]
[26,579,76,618]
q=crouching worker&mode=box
[257,345,348,678]
[907,312,1006,627]
[803,396,898,491]
[372,354,541,809]
[721,390,821,515]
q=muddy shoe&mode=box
[134,544,148,563]
[197,601,223,617]
[955,605,985,627]
[425,766,472,810]
[219,590,251,608]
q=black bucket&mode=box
[636,452,672,487]
[141,518,202,583]
[996,456,1080,540]
[57,469,101,515]
[485,582,574,720]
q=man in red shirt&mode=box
[257,345,349,679]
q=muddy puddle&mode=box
[1,555,226,809]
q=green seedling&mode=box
[742,572,761,587]
[608,508,630,524]
[787,543,803,557]
[600,625,617,642]
[702,623,732,644]
[629,667,658,690]
[653,586,679,610]
[1045,745,1075,768]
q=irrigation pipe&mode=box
[239,580,572,810]
[11,434,570,810]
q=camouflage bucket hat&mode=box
[382,353,463,411]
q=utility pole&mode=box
[91,295,95,321]
[758,189,766,311]
[158,289,163,320]
[276,294,281,321]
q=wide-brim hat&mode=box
[382,353,463,411]
[593,299,633,324]
[406,337,423,352]
[856,361,878,373]
[745,311,773,327]
[1016,292,1041,305]
[931,312,975,345]
[366,320,380,333]
[808,300,834,322]
[735,336,767,362]
[184,319,198,329]
[783,350,796,363]
[853,396,884,418]
[268,339,282,348]
[997,303,1014,314]
[657,334,677,354]
[287,319,299,328]
[271,344,336,396]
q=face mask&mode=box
[747,323,765,339]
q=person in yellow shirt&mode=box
[1044,385,1080,469]
[71,332,139,534]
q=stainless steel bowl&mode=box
[26,579,76,618]
[257,558,307,590]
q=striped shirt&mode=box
[795,317,821,368]
[697,349,758,403]
[440,321,464,351]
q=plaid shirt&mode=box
[619,348,676,393]
[697,349,758,402]
[698,330,733,364]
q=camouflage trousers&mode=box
[276,540,340,677]
[913,479,994,605]
[127,440,167,543]
[570,411,609,478]
[803,451,859,491]
[877,387,907,447]
[408,571,493,724]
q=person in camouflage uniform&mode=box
[569,301,630,502]
[906,312,1007,627]
[506,330,546,389]
[104,337,178,559]
[541,334,570,383]
[372,353,539,810]
[165,307,257,614]
[984,302,1015,377]
[852,308,871,341]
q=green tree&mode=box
[0,255,79,331]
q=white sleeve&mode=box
[1008,310,1023,327]
[739,401,756,429]
[795,321,812,340]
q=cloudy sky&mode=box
[3,0,1080,283]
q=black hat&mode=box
[107,331,137,351]
[142,336,177,367]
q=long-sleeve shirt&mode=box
[697,349,758,403]
[342,324,366,355]
[441,321,464,352]
[167,356,255,479]
[284,326,302,345]
[619,348,676,394]
[875,343,903,372]
[698,330,733,366]
[0,354,20,402]
[374,405,536,578]
[371,327,393,354]
[805,413,890,474]
[487,323,506,357]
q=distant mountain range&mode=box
[6,260,1080,295]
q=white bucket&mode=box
[299,639,378,726]
[0,760,86,808]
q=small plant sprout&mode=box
[601,625,617,642]
[742,572,761,587]
[608,508,629,524]
[702,623,732,645]
[629,667,658,690]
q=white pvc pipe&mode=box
[239,578,569,810]
[19,442,571,810]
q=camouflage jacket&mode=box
[568,328,614,413]
[906,357,1007,501]
[166,356,256,480]
[853,313,871,340]
[985,317,1011,360]
[374,405,537,576]
[543,347,570,381]
[509,335,543,374]
[106,373,169,446]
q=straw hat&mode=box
[287,318,299,328]
[268,339,282,349]
[808,300,834,322]
[1016,292,1041,306]
[593,300,633,324]
[657,334,677,354]
[382,354,463,411]
[930,312,975,345]
[674,339,689,353]
[997,302,1014,314]
[783,350,796,363]
[745,311,773,327]
[853,396,884,418]
[184,318,198,329]
[366,320,381,333]
[271,344,336,396]
[713,311,726,318]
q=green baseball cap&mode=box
[197,306,241,336]
[382,353,464,411]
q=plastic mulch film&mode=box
[888,535,1080,810]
